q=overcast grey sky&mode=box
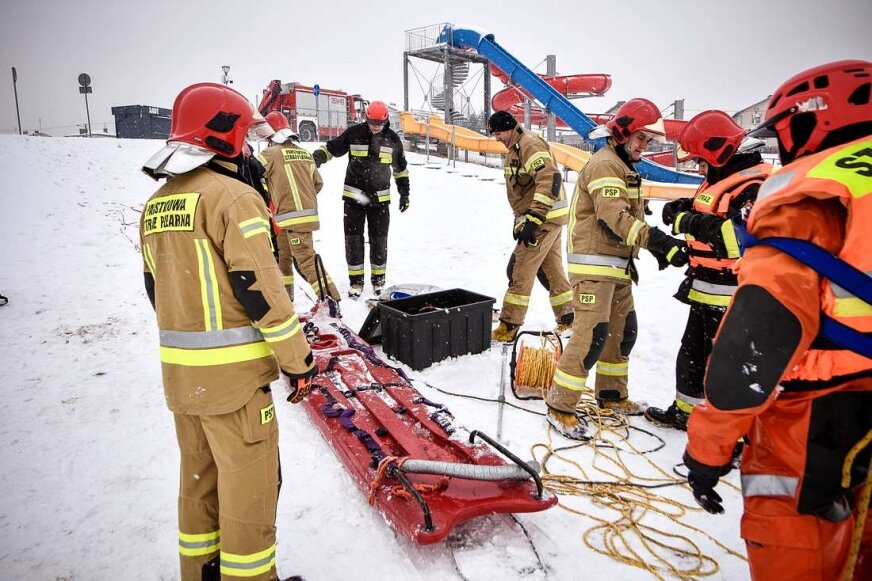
[1,0,870,135]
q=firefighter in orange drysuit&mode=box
[683,60,872,581]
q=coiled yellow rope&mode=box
[515,333,561,397]
[533,389,746,580]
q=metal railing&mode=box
[405,23,451,52]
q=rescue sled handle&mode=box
[401,459,542,481]
[469,430,545,498]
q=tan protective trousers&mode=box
[286,231,341,301]
[275,231,295,301]
[546,279,636,411]
[175,386,281,581]
[499,225,573,326]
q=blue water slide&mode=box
[444,26,702,185]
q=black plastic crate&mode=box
[379,289,496,370]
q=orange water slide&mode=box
[400,113,696,200]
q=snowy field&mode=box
[0,134,749,580]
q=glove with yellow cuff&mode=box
[513,211,545,247]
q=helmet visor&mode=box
[748,105,797,139]
[675,144,694,163]
[247,120,275,142]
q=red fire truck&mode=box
[258,80,368,141]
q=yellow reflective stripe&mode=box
[672,212,687,235]
[806,138,872,198]
[503,292,530,306]
[238,217,270,239]
[348,268,365,276]
[394,169,409,178]
[523,150,552,173]
[143,243,157,275]
[276,214,319,228]
[283,164,303,211]
[720,220,740,258]
[312,276,334,291]
[567,182,582,254]
[545,205,569,220]
[317,146,332,161]
[505,166,529,176]
[597,360,628,376]
[568,264,631,280]
[260,314,302,343]
[675,398,695,414]
[256,154,269,168]
[688,289,733,307]
[220,544,276,578]
[533,192,555,206]
[666,246,679,262]
[195,239,222,332]
[834,297,872,317]
[179,530,221,557]
[379,153,392,163]
[377,192,391,202]
[550,291,572,306]
[371,268,386,275]
[350,149,368,157]
[553,368,587,391]
[588,177,626,192]
[626,219,644,246]
[282,274,294,286]
[160,342,273,367]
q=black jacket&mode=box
[314,121,409,206]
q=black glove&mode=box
[283,363,317,404]
[662,197,693,226]
[513,212,544,247]
[647,226,688,269]
[683,450,731,515]
[312,149,327,168]
[673,212,730,258]
[399,194,410,213]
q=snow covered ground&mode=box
[0,134,748,580]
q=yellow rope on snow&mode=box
[516,333,561,392]
[532,388,746,580]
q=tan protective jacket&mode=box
[140,162,313,416]
[567,141,651,282]
[502,126,568,226]
[258,142,323,232]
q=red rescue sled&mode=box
[299,303,557,544]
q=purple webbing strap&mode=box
[336,326,412,382]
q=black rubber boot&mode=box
[644,403,689,431]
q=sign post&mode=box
[313,84,320,140]
[77,73,92,137]
[12,67,21,135]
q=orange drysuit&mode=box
[685,137,872,580]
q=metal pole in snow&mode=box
[11,68,21,135]
[84,90,92,137]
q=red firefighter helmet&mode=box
[366,101,390,126]
[677,110,746,167]
[606,98,667,144]
[168,82,263,158]
[265,111,290,132]
[749,59,872,163]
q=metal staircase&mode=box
[430,61,469,123]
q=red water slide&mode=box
[490,64,687,142]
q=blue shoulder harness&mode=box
[734,218,872,358]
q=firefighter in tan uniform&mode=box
[258,111,341,302]
[488,111,574,342]
[545,98,689,439]
[141,83,315,581]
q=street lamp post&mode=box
[221,65,231,86]
[11,67,22,135]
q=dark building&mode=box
[112,105,171,139]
